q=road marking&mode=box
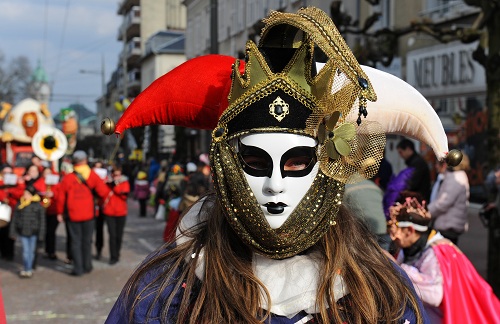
[138,238,157,252]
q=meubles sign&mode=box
[406,41,485,97]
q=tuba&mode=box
[31,126,68,162]
[31,126,67,208]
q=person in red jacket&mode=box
[101,166,130,265]
[33,167,61,260]
[0,164,25,261]
[56,151,110,276]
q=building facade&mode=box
[406,1,485,201]
[97,0,186,163]
[184,0,338,59]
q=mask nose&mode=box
[264,164,285,194]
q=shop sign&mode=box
[407,41,485,97]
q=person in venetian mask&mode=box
[104,7,464,324]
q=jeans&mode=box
[21,235,37,272]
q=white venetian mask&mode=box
[237,133,318,229]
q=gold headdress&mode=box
[209,7,385,259]
[213,7,385,185]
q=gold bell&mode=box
[101,118,116,135]
[445,149,463,167]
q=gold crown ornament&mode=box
[213,7,386,186]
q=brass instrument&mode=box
[41,184,52,208]
[40,174,60,209]
[31,126,68,162]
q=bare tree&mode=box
[0,50,33,104]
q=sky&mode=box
[0,0,122,114]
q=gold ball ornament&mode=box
[445,149,463,167]
[101,118,116,135]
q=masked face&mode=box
[237,133,318,229]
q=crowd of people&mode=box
[0,148,212,279]
[339,136,500,322]
[1,130,495,321]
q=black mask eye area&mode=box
[238,140,273,177]
[280,146,317,178]
[238,139,317,178]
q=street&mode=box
[458,202,488,278]
[0,200,490,323]
[1,199,164,323]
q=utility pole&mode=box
[100,53,105,95]
[210,0,218,54]
[122,29,128,98]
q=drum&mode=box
[0,203,12,228]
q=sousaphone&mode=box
[31,126,68,161]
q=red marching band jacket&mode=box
[56,170,110,222]
[33,175,60,215]
[101,177,130,217]
[0,178,25,210]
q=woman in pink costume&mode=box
[389,194,500,323]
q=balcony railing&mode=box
[419,1,480,22]
[118,37,141,68]
[127,68,141,90]
[117,0,139,15]
[118,6,140,41]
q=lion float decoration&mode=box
[0,98,54,143]
[0,98,67,174]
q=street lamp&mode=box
[79,54,106,95]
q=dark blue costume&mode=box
[106,248,429,324]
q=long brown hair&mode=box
[123,193,423,323]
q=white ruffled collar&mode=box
[176,200,348,318]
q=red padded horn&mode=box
[114,55,242,134]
